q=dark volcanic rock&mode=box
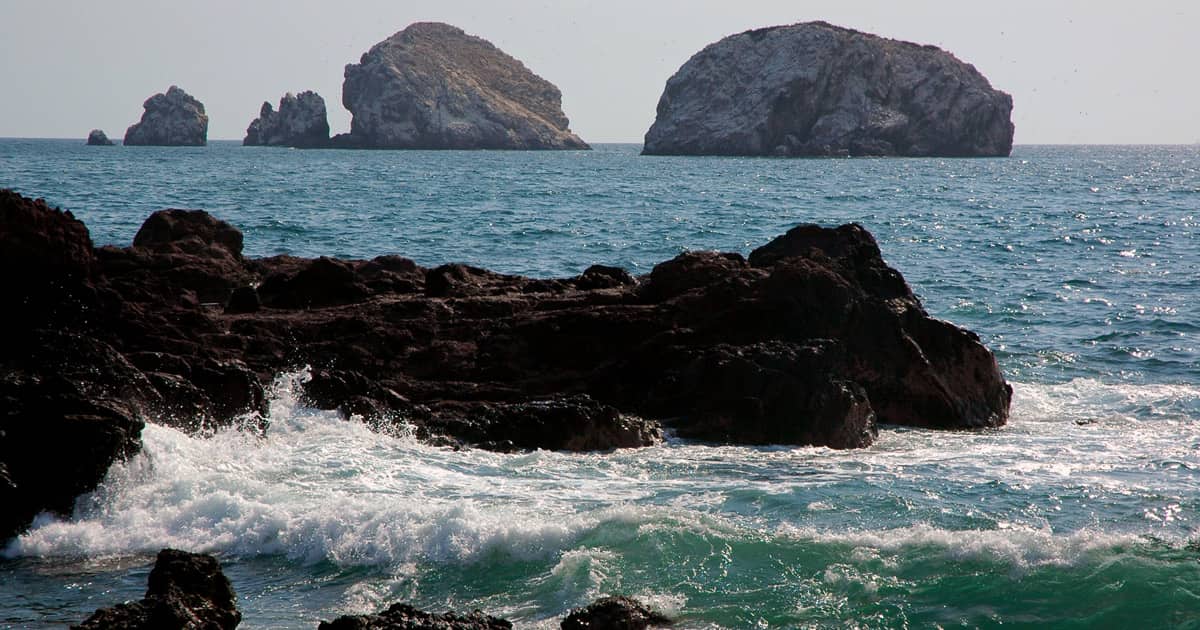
[1,187,1012,541]
[338,22,588,150]
[124,86,208,146]
[0,191,146,541]
[87,129,114,145]
[561,596,671,629]
[243,90,331,148]
[643,22,1013,157]
[0,194,265,541]
[0,334,145,543]
[74,548,241,630]
[319,603,511,630]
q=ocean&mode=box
[1,140,1197,628]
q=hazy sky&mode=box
[1,1,1195,143]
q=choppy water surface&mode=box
[1,142,1198,628]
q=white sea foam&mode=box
[5,374,1197,580]
[779,522,1161,570]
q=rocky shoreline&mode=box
[0,188,1010,543]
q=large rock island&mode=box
[643,22,1013,157]
[0,189,1010,542]
[334,22,588,150]
[244,91,331,148]
[124,85,208,146]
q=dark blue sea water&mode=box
[2,140,1198,628]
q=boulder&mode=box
[124,86,208,146]
[643,22,1013,157]
[561,596,671,629]
[73,549,241,629]
[243,90,331,148]
[337,22,588,150]
[319,603,511,630]
[86,129,114,145]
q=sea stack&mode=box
[74,549,241,629]
[643,22,1014,157]
[243,91,331,148]
[86,129,114,146]
[124,86,208,146]
[335,22,588,150]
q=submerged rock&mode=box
[337,22,588,150]
[86,129,114,145]
[561,596,672,629]
[74,549,241,629]
[243,90,330,148]
[643,22,1013,157]
[124,86,208,146]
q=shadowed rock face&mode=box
[86,129,114,145]
[0,188,1011,541]
[73,549,241,630]
[337,22,588,150]
[644,22,1014,157]
[124,86,208,146]
[244,91,331,148]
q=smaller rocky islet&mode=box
[86,129,114,145]
[243,90,331,148]
[123,85,209,146]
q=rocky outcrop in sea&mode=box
[561,596,672,629]
[319,603,512,629]
[335,22,588,150]
[643,22,1014,157]
[86,129,114,145]
[124,85,208,146]
[244,91,331,148]
[0,188,1010,542]
[74,549,241,629]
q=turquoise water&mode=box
[2,141,1198,628]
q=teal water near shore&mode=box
[1,141,1198,627]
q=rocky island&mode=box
[243,91,331,148]
[333,22,588,150]
[86,129,114,146]
[643,22,1014,157]
[124,86,208,146]
[0,189,1010,543]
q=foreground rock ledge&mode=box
[0,189,1010,540]
[643,21,1014,157]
